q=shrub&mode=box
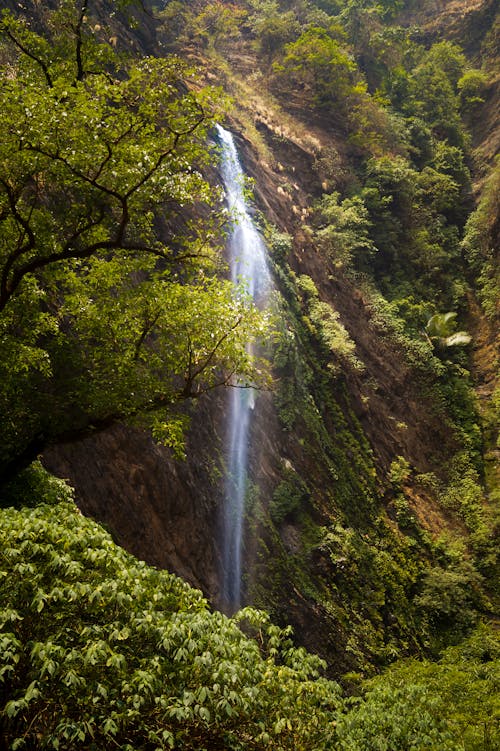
[336,626,500,751]
[269,467,310,525]
[0,501,342,750]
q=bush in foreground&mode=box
[0,500,340,750]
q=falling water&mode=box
[216,124,271,611]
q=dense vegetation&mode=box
[0,474,498,750]
[159,0,499,669]
[1,1,499,748]
[0,482,341,750]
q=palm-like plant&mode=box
[425,312,472,348]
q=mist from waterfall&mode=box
[216,124,271,612]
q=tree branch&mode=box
[0,366,265,485]
[180,316,243,398]
[74,0,89,83]
[133,310,162,361]
[2,26,53,88]
[0,114,214,310]
[0,178,37,306]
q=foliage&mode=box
[269,465,310,525]
[402,46,465,148]
[191,1,248,49]
[1,0,497,719]
[154,0,500,695]
[425,41,466,89]
[1,494,496,750]
[247,0,301,61]
[461,160,500,319]
[388,456,411,488]
[0,500,343,750]
[0,2,270,482]
[415,560,485,636]
[425,312,472,349]
[157,0,247,50]
[313,191,376,269]
[358,147,469,302]
[458,68,490,112]
[274,25,357,111]
[315,519,425,669]
[0,461,74,509]
[264,226,293,262]
[337,682,458,750]
[336,626,500,751]
[296,274,362,372]
[439,451,494,568]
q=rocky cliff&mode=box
[42,0,499,676]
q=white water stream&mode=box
[216,125,272,611]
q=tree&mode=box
[335,625,500,751]
[458,69,490,113]
[247,0,300,62]
[0,2,270,483]
[360,155,417,270]
[405,59,464,147]
[460,160,500,320]
[274,25,356,110]
[426,40,466,89]
[313,191,376,269]
[191,1,247,50]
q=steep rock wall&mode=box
[37,0,498,674]
[44,109,463,672]
[44,403,225,598]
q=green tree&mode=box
[0,3,269,483]
[405,59,464,147]
[248,0,300,62]
[336,626,500,751]
[359,151,467,297]
[360,155,417,269]
[458,69,490,113]
[191,1,247,50]
[274,25,356,110]
[460,160,500,319]
[425,41,466,88]
[313,191,376,269]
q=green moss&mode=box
[269,468,310,525]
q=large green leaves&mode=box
[0,500,341,750]
[425,312,471,348]
[1,496,498,750]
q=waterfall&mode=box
[216,124,271,612]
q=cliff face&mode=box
[399,0,498,58]
[232,122,458,476]
[41,0,499,675]
[43,115,469,671]
[44,411,224,598]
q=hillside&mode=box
[34,0,499,671]
[0,2,499,747]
